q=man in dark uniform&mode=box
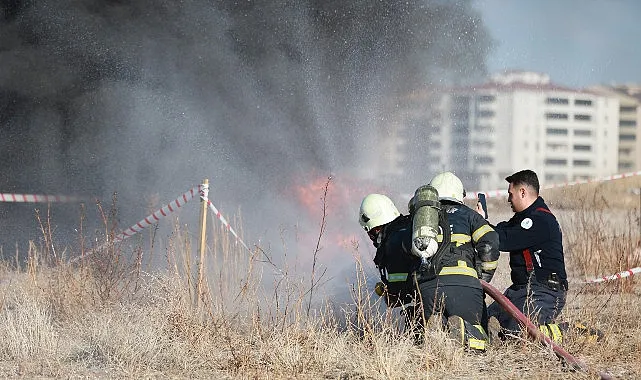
[484,169,568,339]
[358,189,494,350]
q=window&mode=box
[546,113,568,120]
[575,99,592,106]
[620,148,632,155]
[573,144,592,151]
[546,173,568,182]
[478,110,495,118]
[546,97,569,105]
[620,120,637,127]
[475,124,493,132]
[476,141,494,149]
[478,95,495,102]
[574,114,591,121]
[620,106,637,113]
[620,134,637,141]
[545,159,567,166]
[547,128,568,135]
[476,156,494,164]
[573,160,591,167]
[452,121,470,133]
[547,143,568,152]
[574,129,592,136]
[451,96,470,120]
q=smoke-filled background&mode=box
[0,0,492,281]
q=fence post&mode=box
[197,179,209,308]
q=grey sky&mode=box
[474,0,641,88]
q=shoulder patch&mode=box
[521,218,533,230]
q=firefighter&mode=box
[359,191,490,351]
[423,172,500,341]
[481,169,569,340]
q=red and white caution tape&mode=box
[465,170,641,200]
[584,267,641,284]
[202,196,251,252]
[70,184,206,263]
[112,184,206,243]
[544,170,641,190]
[64,181,252,264]
[0,193,87,203]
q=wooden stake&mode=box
[196,179,209,308]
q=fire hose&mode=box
[480,280,612,379]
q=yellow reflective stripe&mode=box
[451,233,471,247]
[387,273,409,282]
[468,338,486,350]
[438,261,478,278]
[439,267,478,277]
[473,324,488,338]
[437,234,443,242]
[481,260,499,271]
[548,323,563,343]
[472,224,494,242]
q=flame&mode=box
[290,173,388,252]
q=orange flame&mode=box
[290,174,388,251]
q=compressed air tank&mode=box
[409,185,440,260]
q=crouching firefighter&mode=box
[428,172,501,332]
[358,190,489,351]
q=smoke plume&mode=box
[0,0,492,273]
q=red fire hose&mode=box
[480,280,612,379]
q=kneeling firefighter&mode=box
[423,172,501,349]
[358,186,490,351]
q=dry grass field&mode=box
[1,178,640,379]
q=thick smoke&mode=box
[0,0,492,273]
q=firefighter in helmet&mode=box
[359,188,491,351]
[422,172,499,343]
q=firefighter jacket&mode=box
[493,196,568,289]
[373,204,499,306]
[373,214,420,306]
[435,200,500,287]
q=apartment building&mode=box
[436,71,620,191]
[373,89,446,192]
[589,85,641,172]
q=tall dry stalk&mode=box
[34,206,56,264]
[305,175,331,317]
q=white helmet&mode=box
[429,171,465,203]
[358,194,400,232]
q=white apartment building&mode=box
[438,71,620,191]
[374,89,446,192]
[589,85,641,172]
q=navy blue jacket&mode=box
[439,201,500,284]
[494,197,567,287]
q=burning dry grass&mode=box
[0,181,640,379]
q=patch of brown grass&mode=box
[0,182,640,379]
